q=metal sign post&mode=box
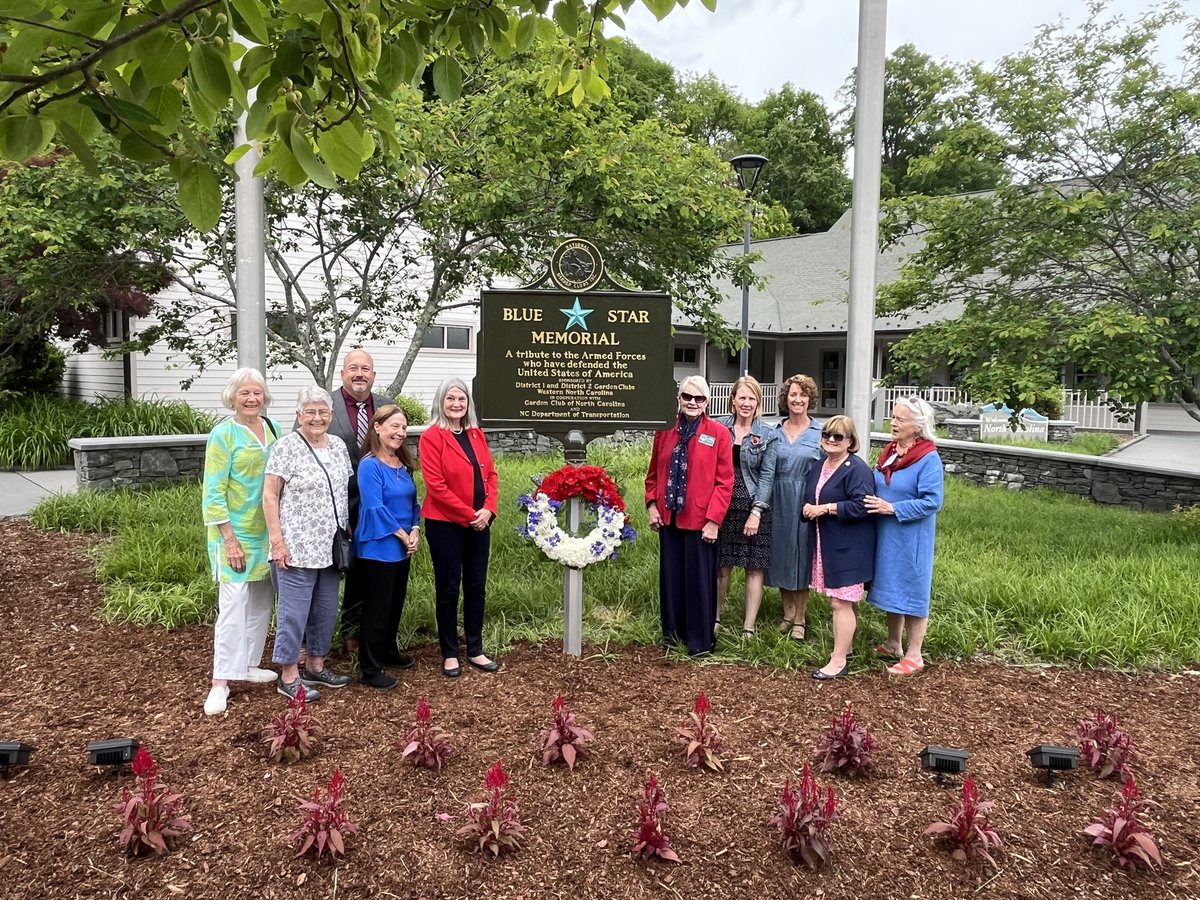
[475,239,675,655]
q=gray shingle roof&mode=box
[675,208,961,336]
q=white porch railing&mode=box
[707,382,1136,432]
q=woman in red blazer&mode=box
[419,378,500,677]
[646,375,734,655]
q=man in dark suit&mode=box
[330,349,394,652]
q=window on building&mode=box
[673,346,698,365]
[423,324,472,350]
[103,308,125,344]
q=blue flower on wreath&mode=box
[517,493,533,508]
[621,525,638,542]
[548,533,561,547]
[590,540,606,557]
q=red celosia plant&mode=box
[114,745,192,856]
[457,761,524,857]
[769,763,838,870]
[676,692,725,772]
[541,694,594,771]
[813,703,876,777]
[925,775,1003,870]
[290,768,359,861]
[1076,710,1137,782]
[1083,776,1162,870]
[631,772,680,863]
[262,681,319,764]
[396,696,456,770]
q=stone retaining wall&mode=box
[70,430,1197,512]
[870,434,1198,512]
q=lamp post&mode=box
[729,154,768,377]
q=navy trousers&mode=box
[659,522,718,654]
[354,556,411,676]
[425,518,490,660]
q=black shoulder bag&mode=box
[299,435,353,573]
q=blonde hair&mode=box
[821,414,860,453]
[726,375,763,417]
[777,374,818,417]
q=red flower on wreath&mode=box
[537,465,626,511]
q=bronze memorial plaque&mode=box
[475,289,677,436]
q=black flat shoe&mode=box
[812,662,850,681]
[466,657,500,673]
[360,671,398,689]
[442,661,461,678]
[385,652,415,669]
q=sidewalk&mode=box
[0,469,77,519]
[1109,432,1200,476]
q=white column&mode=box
[234,52,266,373]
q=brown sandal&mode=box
[789,622,807,642]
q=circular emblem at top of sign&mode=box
[550,238,605,293]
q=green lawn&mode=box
[30,443,1200,670]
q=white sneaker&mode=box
[203,684,230,715]
[245,667,277,683]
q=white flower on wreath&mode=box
[519,492,630,568]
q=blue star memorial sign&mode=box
[560,297,593,331]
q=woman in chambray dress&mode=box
[765,374,823,642]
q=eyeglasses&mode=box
[300,409,332,419]
[679,392,708,404]
[821,432,847,443]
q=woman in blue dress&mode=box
[765,374,823,642]
[354,405,422,689]
[865,396,944,675]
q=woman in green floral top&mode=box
[202,368,280,715]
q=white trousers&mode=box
[211,579,274,681]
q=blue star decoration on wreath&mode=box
[560,297,593,331]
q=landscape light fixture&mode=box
[1026,744,1079,787]
[728,153,769,377]
[87,738,140,774]
[0,741,35,779]
[919,745,970,784]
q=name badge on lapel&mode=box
[698,434,716,447]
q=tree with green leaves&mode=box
[840,43,1003,198]
[879,2,1200,422]
[133,48,751,394]
[0,142,186,389]
[0,0,714,229]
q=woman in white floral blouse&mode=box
[263,387,354,702]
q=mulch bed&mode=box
[1,518,1198,899]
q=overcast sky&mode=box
[623,0,1185,105]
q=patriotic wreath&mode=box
[517,465,636,568]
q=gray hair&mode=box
[678,374,711,400]
[295,385,334,411]
[430,377,480,429]
[893,396,938,441]
[221,367,272,410]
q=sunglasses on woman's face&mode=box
[679,392,708,404]
[821,432,847,443]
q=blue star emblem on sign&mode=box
[560,297,593,331]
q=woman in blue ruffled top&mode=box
[353,405,422,689]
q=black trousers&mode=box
[354,556,411,676]
[425,518,490,660]
[339,560,364,642]
[659,522,718,654]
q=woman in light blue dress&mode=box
[765,374,823,642]
[866,396,944,676]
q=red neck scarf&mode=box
[876,437,937,485]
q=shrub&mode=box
[113,745,192,856]
[290,769,358,861]
[676,691,725,772]
[925,775,1003,870]
[541,694,593,771]
[457,761,523,857]
[262,681,319,764]
[1076,710,1137,782]
[769,763,837,870]
[813,703,876,777]
[0,336,65,396]
[392,393,428,426]
[1083,776,1162,871]
[631,773,680,863]
[396,696,456,770]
